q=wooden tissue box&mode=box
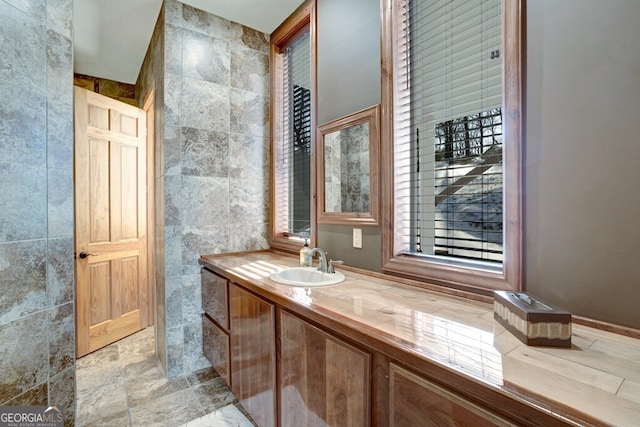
[494,291,572,347]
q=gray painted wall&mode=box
[525,0,640,329]
[317,0,381,125]
[315,0,640,329]
[316,0,383,270]
[0,0,76,422]
[318,224,382,271]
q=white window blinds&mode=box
[394,0,503,264]
[275,31,312,237]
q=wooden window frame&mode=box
[269,0,317,253]
[380,0,524,293]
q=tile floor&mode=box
[75,327,256,427]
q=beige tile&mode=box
[575,325,640,350]
[179,404,255,427]
[126,363,192,408]
[186,367,221,388]
[331,289,394,313]
[293,290,396,328]
[504,345,624,394]
[129,388,205,427]
[430,308,496,332]
[191,377,236,413]
[568,330,597,350]
[76,346,124,392]
[76,381,128,425]
[376,312,503,383]
[589,338,640,369]
[503,355,640,426]
[76,328,229,427]
[118,327,156,365]
[619,379,640,404]
[531,336,640,384]
[77,410,131,427]
[492,327,522,355]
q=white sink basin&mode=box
[269,267,345,287]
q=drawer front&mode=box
[201,268,229,329]
[202,314,231,387]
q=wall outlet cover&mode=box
[353,228,362,248]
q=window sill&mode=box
[382,253,520,294]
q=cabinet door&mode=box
[202,314,230,386]
[389,363,515,427]
[201,268,229,329]
[280,310,371,427]
[229,284,276,427]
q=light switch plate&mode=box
[353,228,362,249]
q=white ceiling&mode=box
[74,0,304,84]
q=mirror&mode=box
[324,122,369,213]
[317,104,380,225]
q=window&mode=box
[270,2,315,252]
[381,0,523,292]
[432,107,503,262]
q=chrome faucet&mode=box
[306,247,328,272]
[327,259,343,274]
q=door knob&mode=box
[78,251,93,259]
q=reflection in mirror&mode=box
[324,122,370,213]
[317,104,380,225]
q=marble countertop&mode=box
[200,251,640,427]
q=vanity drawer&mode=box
[202,313,230,387]
[201,268,229,330]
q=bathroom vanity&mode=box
[200,251,640,426]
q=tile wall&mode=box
[0,0,76,424]
[138,0,270,378]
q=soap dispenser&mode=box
[300,239,310,266]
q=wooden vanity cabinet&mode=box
[229,283,277,427]
[389,363,516,427]
[201,263,519,427]
[201,268,230,385]
[279,310,371,427]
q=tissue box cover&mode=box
[494,291,572,347]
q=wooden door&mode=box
[74,87,148,357]
[229,284,276,427]
[279,310,371,427]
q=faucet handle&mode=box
[327,259,343,274]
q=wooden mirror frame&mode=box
[317,104,380,225]
[380,0,523,293]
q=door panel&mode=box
[120,145,139,239]
[279,310,371,427]
[90,262,111,324]
[230,283,276,427]
[75,86,148,357]
[89,138,110,243]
